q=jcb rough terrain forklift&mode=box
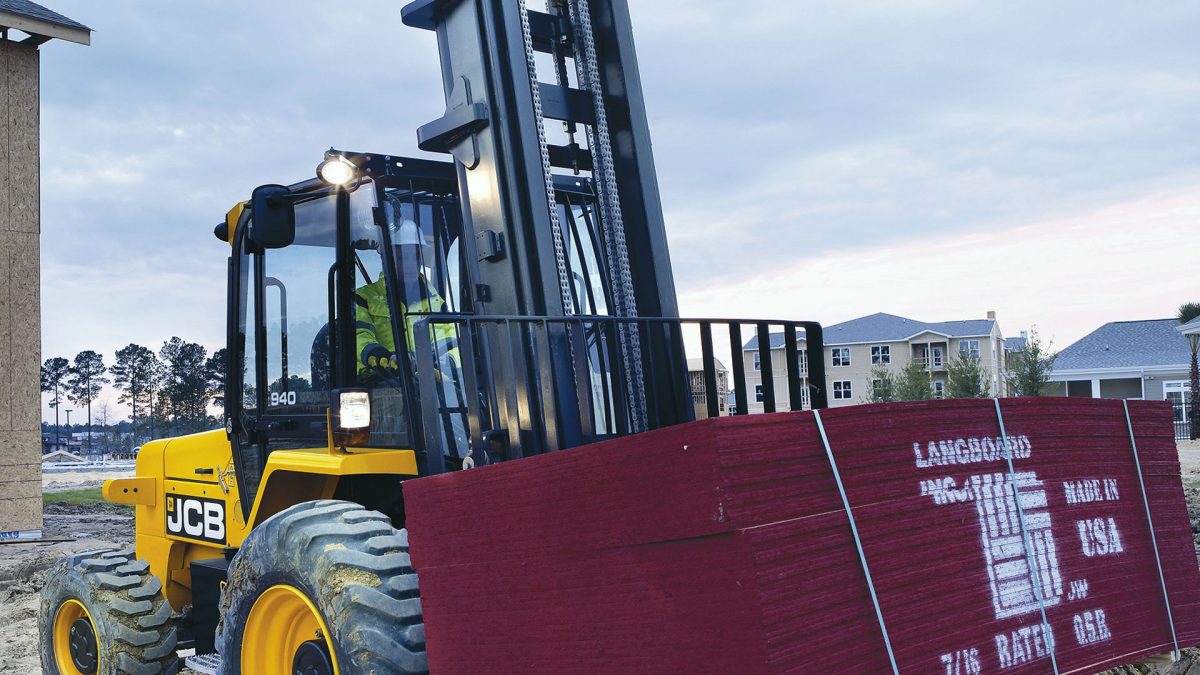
[38,0,824,673]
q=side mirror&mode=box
[249,184,296,249]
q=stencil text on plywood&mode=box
[915,434,1125,671]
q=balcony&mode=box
[913,356,945,370]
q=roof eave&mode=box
[0,11,90,45]
[1049,364,1189,377]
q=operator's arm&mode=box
[355,294,394,373]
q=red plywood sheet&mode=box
[404,399,1200,674]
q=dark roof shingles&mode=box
[1054,319,1191,370]
[823,312,995,344]
[742,312,995,349]
[0,0,89,32]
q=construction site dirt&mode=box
[2,444,1198,674]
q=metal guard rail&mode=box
[409,314,825,475]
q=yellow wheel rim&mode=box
[53,599,100,675]
[242,584,340,675]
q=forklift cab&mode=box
[223,153,622,508]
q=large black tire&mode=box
[39,548,181,675]
[216,500,428,674]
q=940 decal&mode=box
[165,495,226,545]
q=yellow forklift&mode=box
[37,1,825,673]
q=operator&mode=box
[355,217,454,374]
[355,213,469,457]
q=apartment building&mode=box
[740,332,812,413]
[742,312,1008,411]
[686,358,729,419]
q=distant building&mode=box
[41,433,82,454]
[1005,332,1028,357]
[743,311,1009,411]
[1047,319,1192,402]
[686,358,729,419]
[741,330,813,413]
[42,450,85,464]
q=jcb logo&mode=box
[165,495,226,545]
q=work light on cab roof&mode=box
[316,150,359,187]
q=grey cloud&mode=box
[30,0,1200,363]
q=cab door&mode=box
[227,187,369,511]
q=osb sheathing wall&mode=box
[0,39,43,533]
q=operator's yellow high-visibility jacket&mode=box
[355,277,457,375]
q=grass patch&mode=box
[43,487,108,506]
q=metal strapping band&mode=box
[812,410,899,675]
[1122,399,1181,660]
[992,398,1060,675]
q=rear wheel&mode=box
[39,548,180,675]
[216,500,428,674]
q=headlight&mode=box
[337,390,371,430]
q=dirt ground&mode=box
[4,451,1200,674]
[0,502,136,672]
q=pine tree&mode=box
[1005,329,1056,397]
[947,353,991,399]
[159,337,212,434]
[894,360,932,401]
[40,357,71,447]
[111,344,161,439]
[206,348,227,410]
[1176,303,1200,440]
[66,351,109,453]
[865,366,896,403]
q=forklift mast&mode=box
[400,0,692,456]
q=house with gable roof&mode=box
[1046,319,1197,438]
[742,311,1009,412]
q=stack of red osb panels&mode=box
[403,398,1200,674]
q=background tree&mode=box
[94,399,115,453]
[111,344,161,439]
[66,350,109,453]
[158,337,213,434]
[1177,302,1200,440]
[1005,329,1056,396]
[864,366,896,403]
[947,353,991,399]
[206,348,227,410]
[894,360,932,401]
[40,356,71,447]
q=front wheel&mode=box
[38,548,180,675]
[216,500,428,674]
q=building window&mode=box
[1164,380,1190,422]
[933,381,945,399]
[753,352,761,371]
[798,349,808,373]
[833,380,852,400]
[832,348,851,367]
[871,345,890,365]
[755,385,764,402]
[959,339,981,359]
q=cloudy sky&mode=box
[34,0,1199,419]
